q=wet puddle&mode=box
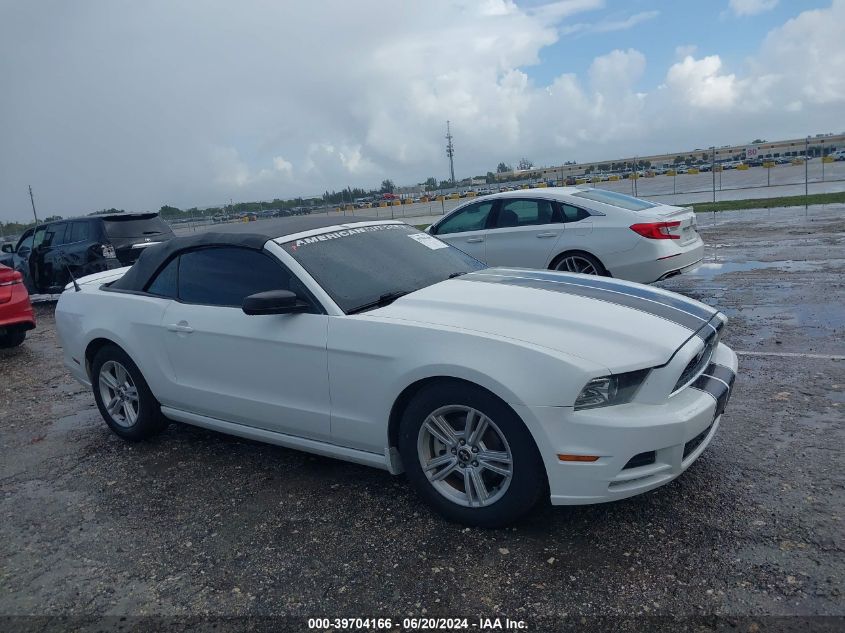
[686,259,825,280]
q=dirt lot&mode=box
[1,205,843,631]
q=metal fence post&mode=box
[805,136,809,212]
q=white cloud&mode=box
[561,10,659,35]
[665,55,739,109]
[728,0,779,17]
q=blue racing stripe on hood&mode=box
[462,270,715,332]
[488,267,717,322]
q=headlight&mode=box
[574,369,650,410]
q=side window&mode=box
[43,223,69,247]
[560,204,590,223]
[32,227,49,249]
[16,231,34,254]
[177,247,296,307]
[145,257,179,298]
[434,202,494,235]
[68,221,92,243]
[494,199,554,228]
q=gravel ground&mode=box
[1,205,843,632]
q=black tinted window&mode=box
[177,248,293,307]
[103,215,173,239]
[495,199,554,228]
[560,204,590,222]
[146,258,178,298]
[434,202,493,235]
[68,221,92,243]
[44,223,68,246]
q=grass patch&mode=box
[413,224,431,230]
[694,191,845,213]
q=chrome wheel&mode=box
[98,360,140,428]
[417,405,513,508]
[555,254,600,275]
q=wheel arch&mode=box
[84,337,126,380]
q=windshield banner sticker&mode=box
[407,233,449,250]
[286,224,403,250]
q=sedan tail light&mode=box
[0,269,23,286]
[630,221,681,240]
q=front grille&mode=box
[623,451,656,470]
[683,423,713,459]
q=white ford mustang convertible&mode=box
[56,217,737,526]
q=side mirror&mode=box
[1,244,13,254]
[242,289,310,315]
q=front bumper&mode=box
[514,343,738,505]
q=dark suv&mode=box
[0,213,174,294]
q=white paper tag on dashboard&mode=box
[407,233,449,249]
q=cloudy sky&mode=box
[1,0,843,222]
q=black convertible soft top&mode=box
[109,215,378,292]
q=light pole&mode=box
[805,136,809,210]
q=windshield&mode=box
[103,215,173,239]
[281,223,485,313]
[572,188,659,211]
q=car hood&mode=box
[371,268,721,372]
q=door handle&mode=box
[466,237,484,243]
[536,232,557,238]
[166,323,194,333]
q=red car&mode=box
[0,264,36,348]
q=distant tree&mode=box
[752,139,767,144]
[438,180,452,189]
[673,155,685,164]
[496,162,512,173]
[158,205,182,218]
[424,177,438,191]
[598,163,610,172]
[517,157,534,170]
[43,215,64,222]
[89,208,126,216]
[380,179,395,193]
[485,171,497,184]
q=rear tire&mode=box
[91,345,169,441]
[0,330,26,348]
[398,381,546,527]
[551,251,606,276]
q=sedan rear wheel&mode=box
[553,252,603,275]
[399,381,545,527]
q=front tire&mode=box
[91,345,169,441]
[398,381,545,527]
[0,330,26,348]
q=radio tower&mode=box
[445,120,456,186]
